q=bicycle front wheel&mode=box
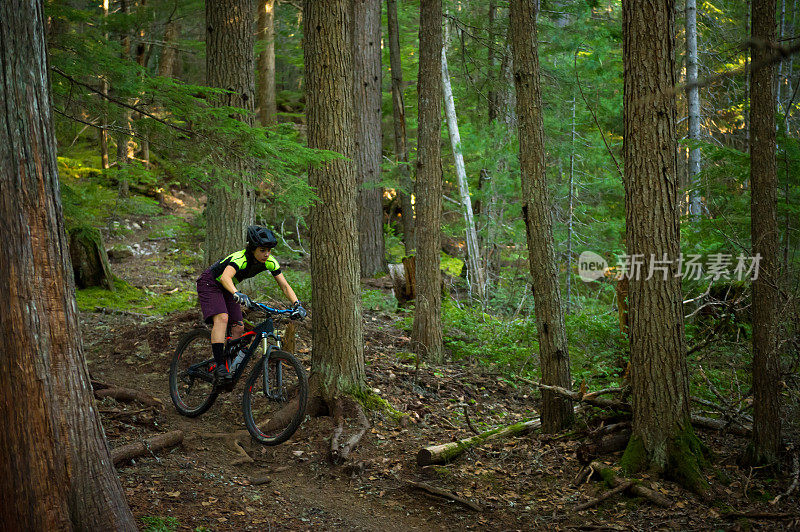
[169,328,219,417]
[242,350,308,445]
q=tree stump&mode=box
[68,225,114,290]
[389,255,416,306]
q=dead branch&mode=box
[518,378,630,411]
[574,480,634,511]
[92,306,154,320]
[577,431,631,464]
[406,481,482,512]
[111,430,184,465]
[330,401,370,463]
[95,387,163,409]
[463,404,480,435]
[589,461,672,508]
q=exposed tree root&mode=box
[588,461,672,507]
[95,386,163,409]
[406,481,482,512]
[189,430,254,465]
[111,430,184,466]
[329,397,370,464]
[574,480,634,511]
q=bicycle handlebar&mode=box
[250,301,302,319]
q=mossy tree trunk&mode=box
[510,0,573,432]
[619,0,709,495]
[303,0,366,402]
[0,1,136,527]
[204,0,257,266]
[745,0,782,466]
[68,226,115,291]
[411,0,444,363]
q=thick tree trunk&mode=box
[441,43,485,305]
[387,0,415,253]
[412,0,444,363]
[0,1,136,528]
[353,0,386,277]
[745,0,782,466]
[620,0,707,495]
[510,0,573,433]
[204,0,257,264]
[686,0,702,216]
[257,0,277,126]
[303,0,366,399]
[158,19,181,78]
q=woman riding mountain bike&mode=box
[195,225,307,386]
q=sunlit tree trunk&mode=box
[619,0,708,495]
[0,1,136,528]
[353,0,386,277]
[158,19,181,78]
[510,0,573,432]
[116,0,133,197]
[412,0,444,363]
[686,0,702,216]
[304,0,366,399]
[744,0,782,466]
[442,40,485,304]
[257,0,277,126]
[387,0,416,254]
[205,0,257,264]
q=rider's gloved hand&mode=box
[290,300,307,320]
[233,291,252,308]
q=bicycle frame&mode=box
[184,306,289,389]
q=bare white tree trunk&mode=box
[686,0,703,217]
[566,95,576,314]
[441,41,485,304]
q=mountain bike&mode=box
[168,302,308,445]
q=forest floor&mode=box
[80,200,800,531]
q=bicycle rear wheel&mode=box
[242,350,308,445]
[169,328,219,417]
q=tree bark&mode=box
[257,0,277,126]
[620,0,707,495]
[204,0,257,265]
[387,0,416,254]
[0,1,136,528]
[353,0,387,277]
[510,0,573,432]
[441,39,485,305]
[744,0,782,466]
[686,0,703,216]
[158,19,181,78]
[116,0,134,197]
[100,0,110,169]
[303,0,366,399]
[412,0,444,363]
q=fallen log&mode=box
[111,430,184,465]
[95,387,163,409]
[406,481,482,512]
[417,417,542,466]
[589,461,672,508]
[577,431,631,464]
[690,415,751,436]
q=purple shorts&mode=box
[196,270,243,325]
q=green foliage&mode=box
[363,289,398,313]
[76,277,195,315]
[141,515,179,532]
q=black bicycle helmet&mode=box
[246,225,278,249]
